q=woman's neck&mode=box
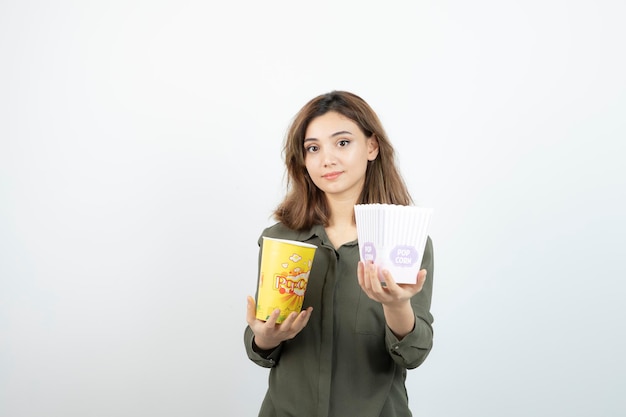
[325,194,358,249]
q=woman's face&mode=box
[303,111,379,201]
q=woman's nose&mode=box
[321,149,337,167]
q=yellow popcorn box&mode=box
[256,237,317,323]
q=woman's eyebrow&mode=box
[331,130,353,137]
[304,130,353,142]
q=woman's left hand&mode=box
[357,261,427,307]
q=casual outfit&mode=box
[244,222,434,417]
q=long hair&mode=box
[274,90,412,230]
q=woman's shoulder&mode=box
[258,222,317,244]
[261,222,297,238]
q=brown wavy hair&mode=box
[274,90,413,230]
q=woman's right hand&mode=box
[246,296,313,350]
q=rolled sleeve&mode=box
[385,316,434,369]
[244,326,283,368]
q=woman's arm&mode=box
[358,237,435,367]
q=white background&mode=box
[1,1,625,416]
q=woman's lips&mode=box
[322,171,342,180]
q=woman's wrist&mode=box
[253,336,279,352]
[382,300,415,339]
[382,298,412,312]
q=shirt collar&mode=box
[305,224,358,248]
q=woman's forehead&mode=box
[305,111,360,139]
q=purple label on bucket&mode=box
[390,245,419,267]
[361,242,376,262]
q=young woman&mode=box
[244,91,434,417]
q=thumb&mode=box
[246,296,257,323]
[416,269,428,289]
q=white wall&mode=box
[1,1,624,416]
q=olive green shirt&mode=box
[244,222,434,417]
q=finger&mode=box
[285,307,312,337]
[416,269,428,290]
[360,261,372,290]
[246,296,257,325]
[264,308,281,326]
[368,263,386,292]
[279,310,298,328]
[380,269,398,291]
[294,306,313,327]
[365,262,379,291]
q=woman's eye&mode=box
[338,139,350,147]
[306,145,319,153]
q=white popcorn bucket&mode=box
[354,204,433,284]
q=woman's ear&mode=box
[367,135,380,161]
